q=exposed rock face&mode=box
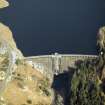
[97,26,105,53]
[97,27,105,81]
[0,0,9,9]
[0,23,23,58]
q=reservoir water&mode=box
[0,0,105,56]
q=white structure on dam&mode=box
[24,53,98,80]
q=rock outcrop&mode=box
[0,23,23,59]
[0,0,9,9]
[97,26,105,53]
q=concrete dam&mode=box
[24,53,98,80]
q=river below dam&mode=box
[0,0,105,56]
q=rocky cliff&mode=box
[0,23,23,59]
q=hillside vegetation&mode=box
[68,27,105,105]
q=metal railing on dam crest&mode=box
[24,53,98,80]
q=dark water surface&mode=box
[0,0,105,56]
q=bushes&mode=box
[38,79,51,96]
[15,59,23,65]
[69,59,105,105]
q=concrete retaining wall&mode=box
[24,54,98,79]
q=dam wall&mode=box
[24,53,98,79]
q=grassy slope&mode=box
[2,63,52,105]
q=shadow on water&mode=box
[52,67,75,105]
